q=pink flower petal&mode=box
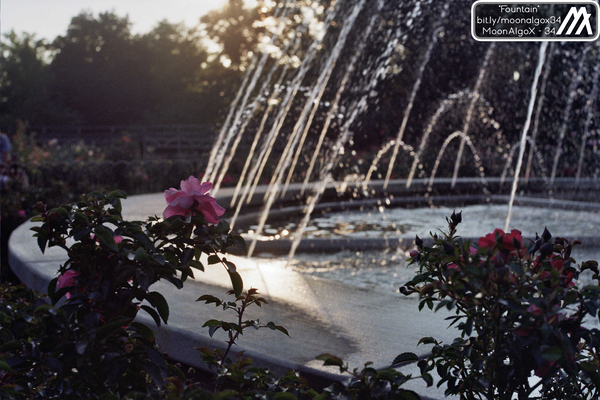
[163,204,188,219]
[180,175,202,194]
[57,270,80,289]
[163,177,225,223]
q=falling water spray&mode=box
[550,44,590,185]
[383,25,442,189]
[576,45,600,182]
[505,41,549,232]
[450,43,495,188]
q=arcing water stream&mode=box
[201,0,600,264]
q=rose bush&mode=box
[400,211,600,400]
[1,179,247,398]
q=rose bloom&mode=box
[163,176,225,224]
[478,228,523,254]
[57,270,80,299]
[57,270,79,288]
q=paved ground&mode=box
[9,187,464,398]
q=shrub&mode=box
[2,177,246,398]
[401,212,600,399]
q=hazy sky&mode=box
[1,0,230,42]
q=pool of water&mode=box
[251,204,600,292]
[250,204,600,241]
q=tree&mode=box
[199,0,266,71]
[0,31,76,131]
[48,12,153,125]
[140,21,211,123]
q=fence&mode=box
[30,124,221,160]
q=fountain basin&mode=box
[234,192,600,255]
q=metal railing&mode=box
[29,124,221,160]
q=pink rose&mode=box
[57,270,80,298]
[57,270,79,289]
[163,176,225,224]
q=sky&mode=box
[1,0,230,42]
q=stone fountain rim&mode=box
[233,192,600,255]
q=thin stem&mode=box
[219,294,248,367]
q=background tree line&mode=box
[0,0,263,132]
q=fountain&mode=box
[8,0,600,395]
[203,0,599,267]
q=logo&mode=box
[472,1,599,41]
[557,6,593,35]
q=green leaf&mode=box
[224,260,236,273]
[76,341,88,355]
[422,372,434,387]
[580,361,600,388]
[108,192,125,212]
[202,319,222,328]
[73,212,89,223]
[396,389,421,400]
[94,225,118,252]
[136,268,154,292]
[216,220,230,233]
[541,347,564,361]
[128,322,156,342]
[0,359,13,372]
[189,259,204,272]
[273,393,298,400]
[147,292,169,324]
[130,230,155,251]
[392,352,419,365]
[37,234,47,254]
[426,298,434,310]
[108,189,127,199]
[133,247,150,261]
[95,319,128,341]
[208,255,221,265]
[152,254,166,266]
[52,206,71,217]
[196,295,222,306]
[229,271,243,297]
[167,363,186,380]
[316,354,344,367]
[141,305,161,326]
[418,337,437,346]
[0,341,21,352]
[208,325,220,337]
[233,235,248,253]
[73,227,91,241]
[88,191,105,199]
[165,276,183,290]
[47,277,58,302]
[142,361,164,388]
[266,322,290,337]
[98,394,120,400]
[564,291,579,306]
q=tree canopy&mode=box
[1,2,268,132]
